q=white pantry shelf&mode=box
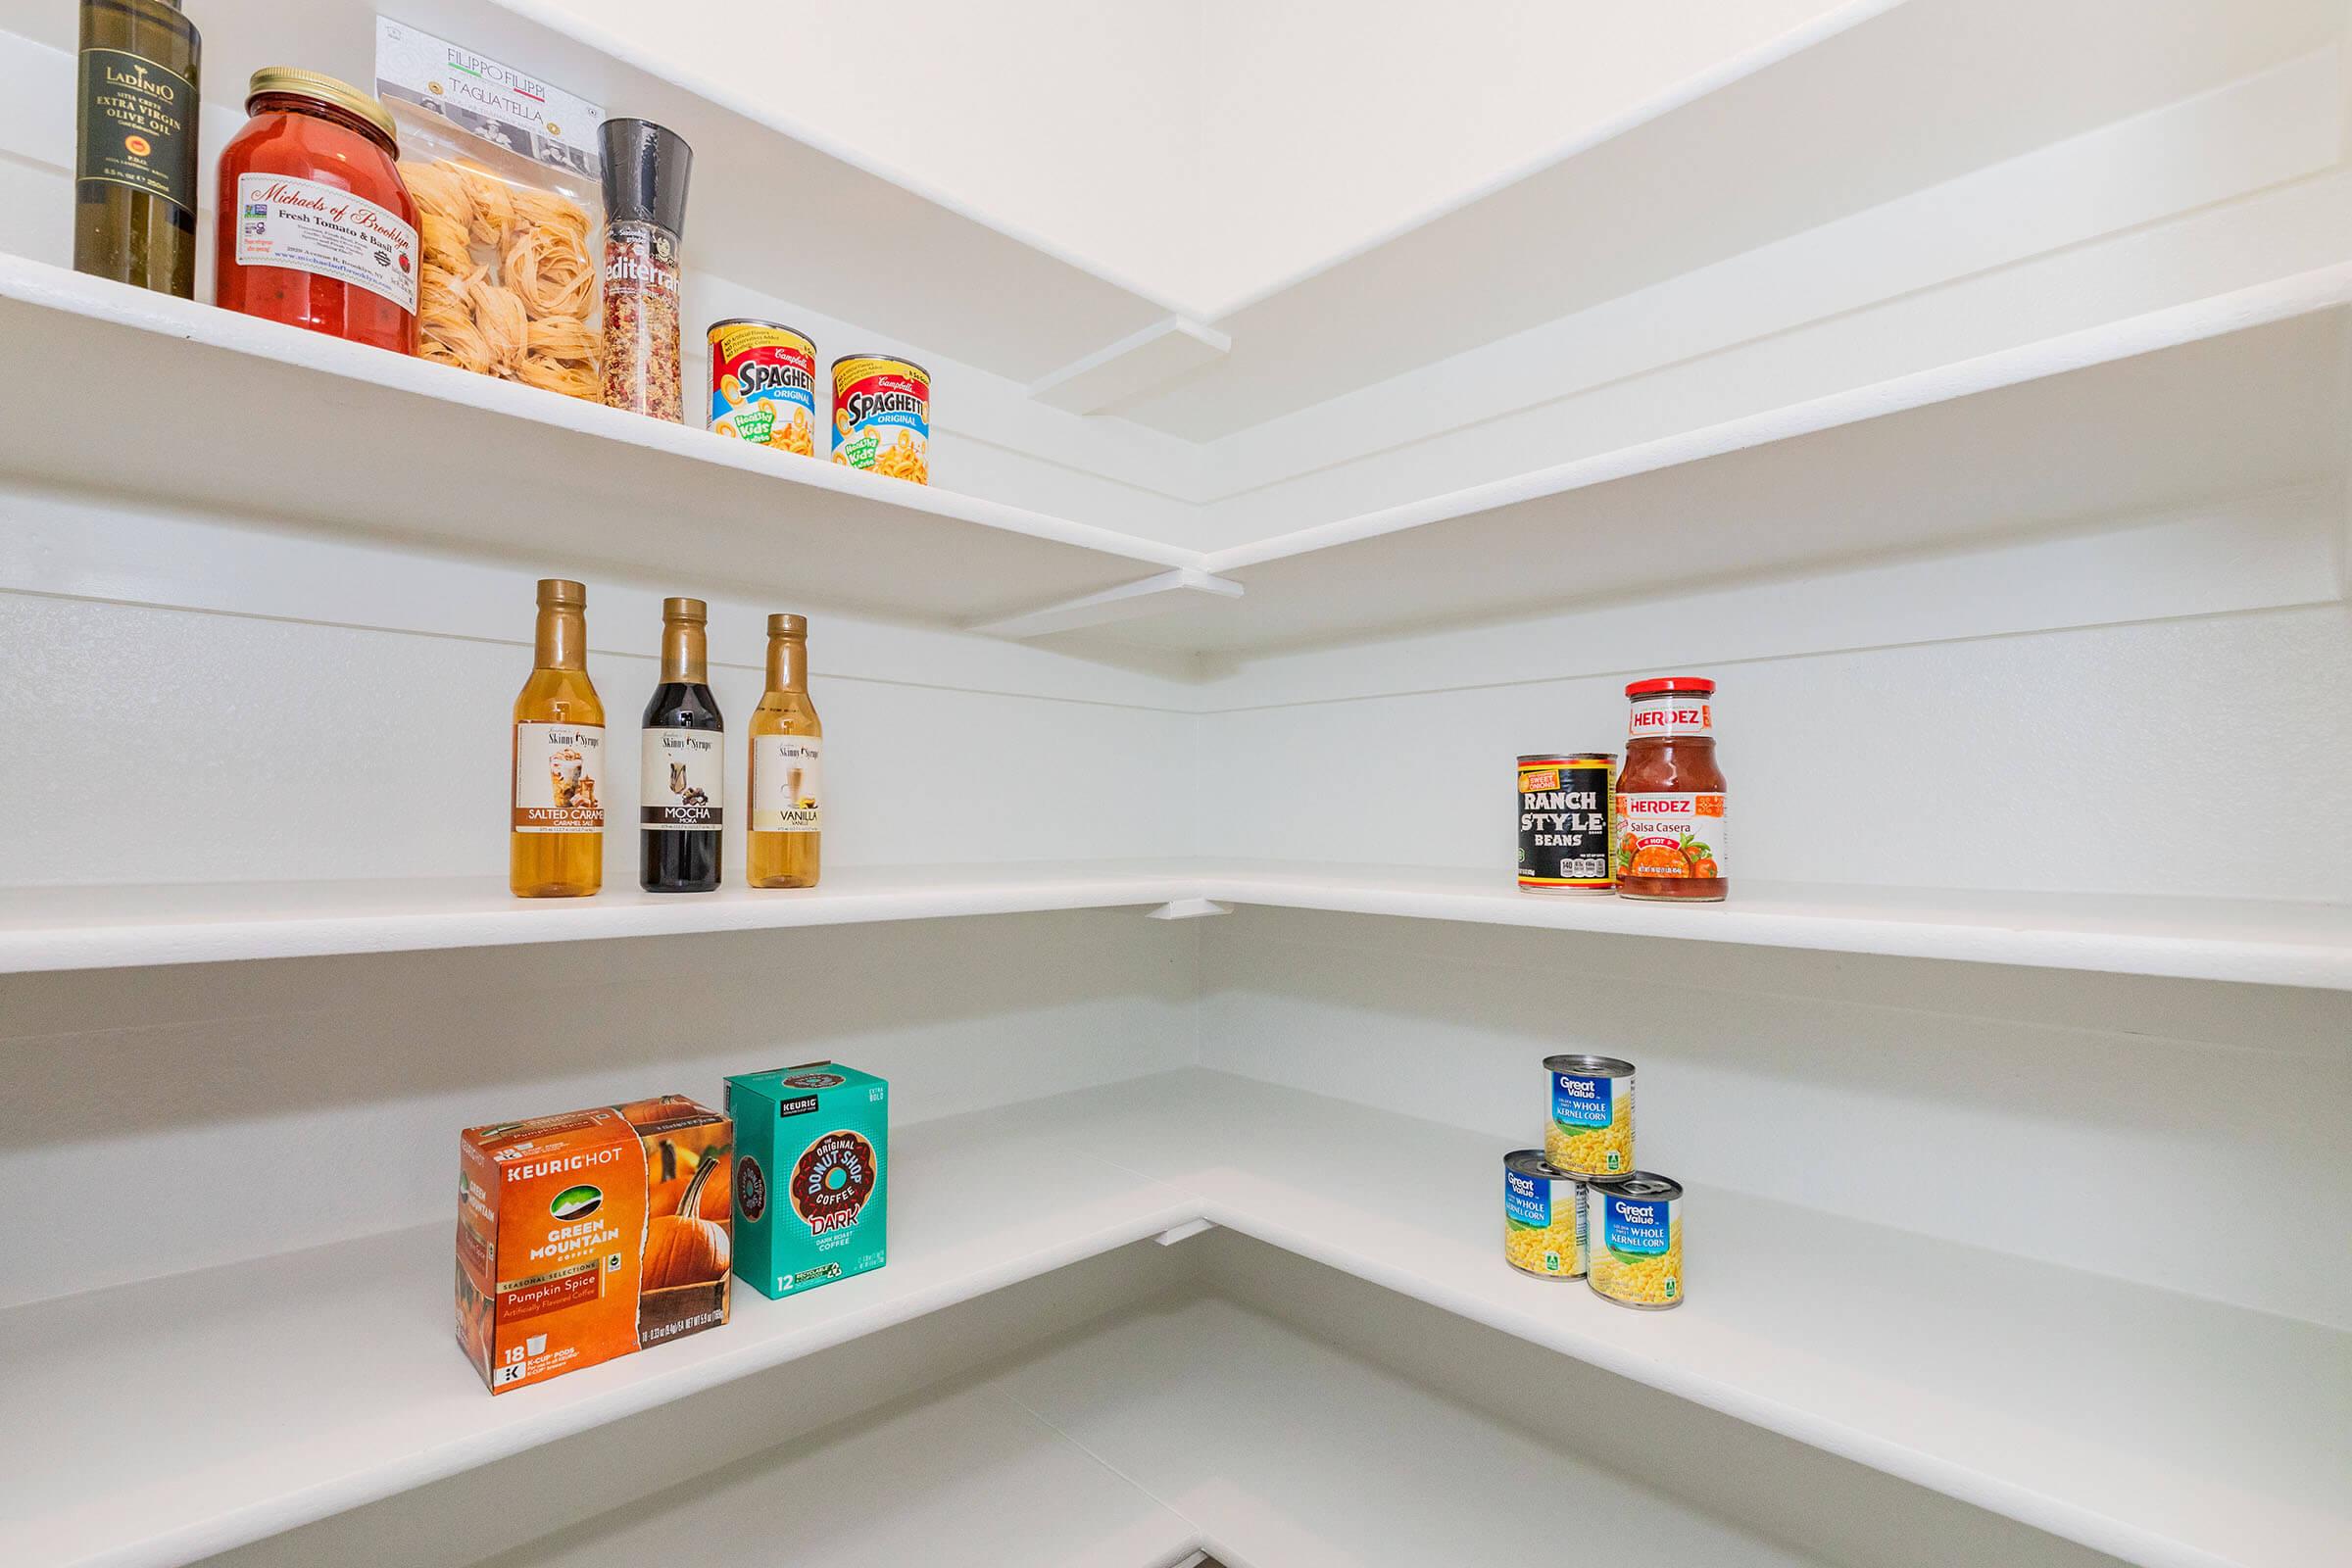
[0,257,1191,629]
[8,1072,2340,1568]
[5,860,2346,990]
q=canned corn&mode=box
[1588,1172,1684,1309]
[1503,1150,1585,1279]
[1544,1054,1634,1177]
[831,353,929,483]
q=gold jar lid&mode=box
[247,67,400,147]
[767,613,808,638]
[536,578,587,608]
[662,597,708,622]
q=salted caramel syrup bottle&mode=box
[510,579,606,897]
[746,613,821,889]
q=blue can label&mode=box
[1503,1165,1550,1227]
[1603,1191,1673,1257]
[1551,1071,1613,1129]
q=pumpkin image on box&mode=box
[456,1096,731,1394]
[725,1061,888,1299]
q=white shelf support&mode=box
[1153,1218,1217,1247]
[1026,317,1233,414]
[1146,898,1233,922]
[969,568,1244,641]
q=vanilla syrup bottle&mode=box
[746,613,821,889]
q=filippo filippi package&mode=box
[456,1096,731,1393]
[724,1062,888,1299]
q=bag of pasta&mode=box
[374,18,605,401]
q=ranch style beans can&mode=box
[831,353,930,484]
[1588,1172,1685,1309]
[1544,1054,1634,1177]
[1518,753,1615,892]
[710,319,818,456]
[1503,1150,1586,1279]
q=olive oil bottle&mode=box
[511,579,606,898]
[640,597,723,893]
[746,613,821,889]
[75,0,201,297]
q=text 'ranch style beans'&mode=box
[1503,1150,1586,1279]
[1518,752,1616,893]
[831,354,929,483]
[1589,1172,1684,1309]
[1544,1054,1634,1177]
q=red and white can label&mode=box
[1614,792,1725,881]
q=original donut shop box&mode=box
[724,1061,889,1299]
[457,1097,733,1394]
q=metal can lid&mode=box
[1504,1150,1573,1181]
[1625,676,1715,697]
[834,353,931,383]
[247,68,399,147]
[1592,1171,1682,1202]
[709,318,816,346]
[1544,1054,1636,1078]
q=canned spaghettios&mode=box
[1519,753,1615,892]
[710,319,818,456]
[831,353,929,484]
[1503,1150,1585,1279]
[1589,1172,1684,1309]
[1544,1054,1634,1177]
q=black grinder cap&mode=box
[600,118,694,234]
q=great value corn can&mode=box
[830,353,929,483]
[1588,1172,1684,1309]
[710,319,818,456]
[1503,1150,1585,1279]
[1544,1054,1634,1177]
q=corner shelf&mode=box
[7,1073,2337,1568]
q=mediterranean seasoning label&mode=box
[1615,791,1726,881]
[77,47,197,213]
[514,722,604,832]
[751,735,821,832]
[640,728,722,830]
[232,172,420,313]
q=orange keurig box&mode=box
[457,1097,732,1394]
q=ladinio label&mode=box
[514,722,604,832]
[1616,792,1725,881]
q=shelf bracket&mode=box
[1147,898,1232,921]
[969,568,1243,641]
[1153,1218,1217,1247]
[1026,317,1232,414]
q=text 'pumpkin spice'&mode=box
[457,1096,732,1393]
[725,1062,888,1299]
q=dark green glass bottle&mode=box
[75,0,201,298]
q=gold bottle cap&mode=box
[767,612,808,638]
[662,596,708,622]
[247,68,401,148]
[536,578,587,608]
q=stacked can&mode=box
[1502,1053,1684,1308]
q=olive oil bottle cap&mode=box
[536,578,587,608]
[767,613,808,638]
[662,597,707,622]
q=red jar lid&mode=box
[1625,676,1715,697]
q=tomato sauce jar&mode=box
[1615,677,1727,902]
[216,68,417,354]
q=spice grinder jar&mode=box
[598,118,693,420]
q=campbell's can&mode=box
[1518,753,1615,892]
[710,319,818,456]
[831,353,930,483]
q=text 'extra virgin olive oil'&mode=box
[75,0,202,297]
[747,613,821,889]
[511,579,606,898]
[641,597,723,892]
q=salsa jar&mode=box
[1615,676,1727,902]
[216,68,417,353]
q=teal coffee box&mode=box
[724,1061,888,1299]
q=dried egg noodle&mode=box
[403,158,601,400]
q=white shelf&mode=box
[12,1072,2336,1568]
[0,257,1191,629]
[0,1108,1197,1568]
[7,860,2346,990]
[474,1378,1201,1568]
